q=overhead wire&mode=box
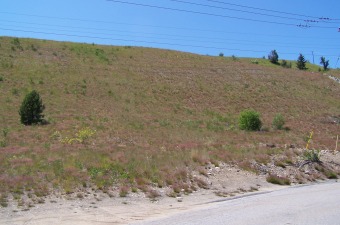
[1,17,339,41]
[1,27,338,57]
[1,10,339,39]
[203,0,340,21]
[0,2,338,61]
[0,22,338,50]
[0,27,271,53]
[106,0,338,29]
[168,0,338,23]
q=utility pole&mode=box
[312,51,315,64]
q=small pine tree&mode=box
[320,56,329,71]
[268,50,279,64]
[19,90,45,125]
[296,54,307,70]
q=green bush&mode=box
[303,149,321,162]
[19,90,45,125]
[272,113,285,130]
[239,109,262,131]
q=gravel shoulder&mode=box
[0,170,280,225]
[1,150,340,225]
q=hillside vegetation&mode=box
[0,37,339,199]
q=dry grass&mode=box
[145,188,161,200]
[194,177,209,189]
[315,164,338,179]
[0,37,339,199]
[0,193,8,207]
[119,186,129,197]
[266,174,291,185]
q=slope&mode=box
[0,36,339,199]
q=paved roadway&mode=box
[134,181,340,225]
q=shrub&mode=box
[268,50,279,64]
[76,127,96,143]
[11,88,19,96]
[0,128,9,147]
[266,174,291,185]
[0,194,8,207]
[274,161,286,168]
[60,127,96,144]
[11,38,23,51]
[19,90,45,125]
[146,189,161,199]
[0,76,3,82]
[281,60,292,68]
[303,149,321,162]
[0,140,6,148]
[272,113,285,130]
[219,52,224,57]
[239,109,262,131]
[324,170,337,179]
[194,177,209,189]
[119,186,129,197]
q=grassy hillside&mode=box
[0,37,339,199]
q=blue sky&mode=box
[1,0,339,67]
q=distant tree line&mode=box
[267,50,330,71]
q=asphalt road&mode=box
[133,181,340,225]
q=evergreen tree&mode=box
[19,90,45,125]
[320,56,329,71]
[268,50,279,64]
[296,54,307,70]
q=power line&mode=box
[168,0,338,24]
[203,0,340,21]
[0,27,269,53]
[1,12,339,40]
[0,27,301,55]
[0,6,337,60]
[0,19,337,49]
[1,22,338,50]
[1,27,338,57]
[106,0,337,29]
[0,11,123,25]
